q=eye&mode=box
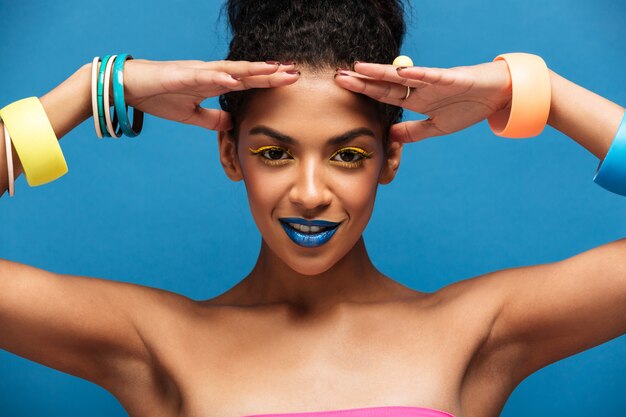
[329,147,374,168]
[333,150,360,163]
[248,145,374,168]
[248,146,292,166]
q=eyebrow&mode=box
[248,125,376,146]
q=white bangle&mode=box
[103,55,122,138]
[3,121,15,197]
[90,56,104,139]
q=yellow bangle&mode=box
[0,97,68,186]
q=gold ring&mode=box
[403,86,413,101]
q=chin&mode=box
[282,254,339,276]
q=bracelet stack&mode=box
[0,53,144,197]
[91,54,144,139]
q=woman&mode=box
[1,0,624,416]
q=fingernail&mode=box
[281,60,296,66]
[285,70,301,75]
[334,71,350,78]
[265,60,281,65]
[231,75,242,81]
[350,61,361,71]
[396,66,407,71]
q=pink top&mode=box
[241,405,456,417]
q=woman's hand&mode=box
[333,60,512,143]
[121,59,300,131]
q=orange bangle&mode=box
[487,53,551,138]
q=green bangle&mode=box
[97,54,113,137]
[113,53,144,137]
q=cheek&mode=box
[239,160,288,221]
[334,172,379,224]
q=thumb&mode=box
[185,107,233,131]
[389,119,444,143]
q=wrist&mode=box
[546,69,560,129]
[39,64,94,139]
[495,59,512,111]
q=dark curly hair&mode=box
[218,0,409,156]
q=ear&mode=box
[217,130,244,182]
[378,139,403,185]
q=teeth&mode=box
[288,223,329,233]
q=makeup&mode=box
[279,217,342,248]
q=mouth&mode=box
[279,218,342,248]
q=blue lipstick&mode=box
[279,217,342,248]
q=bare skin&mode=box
[0,58,624,417]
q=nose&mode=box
[288,156,332,211]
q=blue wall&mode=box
[0,0,624,415]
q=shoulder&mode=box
[425,268,526,415]
[103,283,202,416]
[420,267,518,373]
[426,267,508,324]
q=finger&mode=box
[169,68,300,95]
[234,70,301,89]
[352,62,431,88]
[334,72,412,104]
[194,60,297,78]
[183,107,233,131]
[396,66,459,86]
[388,119,447,143]
[164,68,239,93]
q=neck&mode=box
[226,236,396,313]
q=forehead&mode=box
[241,71,383,135]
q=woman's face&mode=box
[218,72,403,275]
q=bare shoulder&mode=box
[0,258,199,417]
[426,267,508,327]
[53,274,201,417]
[373,270,524,417]
[434,265,542,417]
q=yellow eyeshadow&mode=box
[248,145,374,168]
[248,145,291,155]
[330,147,374,159]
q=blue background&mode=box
[1,0,625,416]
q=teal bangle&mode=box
[97,55,113,137]
[112,54,144,137]
[593,110,626,195]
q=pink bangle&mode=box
[90,57,104,139]
[487,52,551,138]
[3,122,15,197]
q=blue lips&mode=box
[279,217,341,227]
[279,218,341,248]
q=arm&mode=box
[477,70,626,384]
[546,68,625,160]
[0,258,189,412]
[0,258,151,384]
[0,66,173,403]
